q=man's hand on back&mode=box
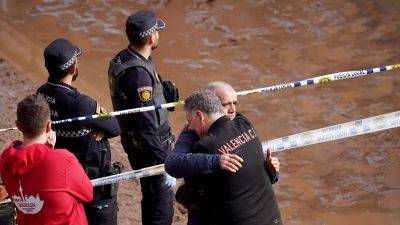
[220,154,243,173]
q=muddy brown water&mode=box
[0,0,399,224]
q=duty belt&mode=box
[56,128,92,138]
[125,132,175,145]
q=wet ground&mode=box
[0,0,399,224]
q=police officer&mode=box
[108,10,178,225]
[37,38,121,225]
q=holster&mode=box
[125,131,175,149]
[102,163,121,199]
[162,80,179,112]
[162,80,179,102]
[123,131,175,169]
[85,165,100,180]
[85,163,123,199]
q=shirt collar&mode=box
[208,115,230,133]
[47,77,77,93]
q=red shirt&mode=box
[0,141,93,225]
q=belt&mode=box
[163,134,175,144]
[56,128,92,138]
[125,132,175,144]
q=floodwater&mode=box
[0,0,399,224]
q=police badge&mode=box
[138,86,153,102]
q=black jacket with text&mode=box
[193,113,282,225]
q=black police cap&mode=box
[44,38,82,73]
[125,10,165,38]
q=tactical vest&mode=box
[108,53,168,130]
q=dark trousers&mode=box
[187,207,215,225]
[85,189,118,225]
[83,162,119,225]
[0,203,16,225]
[139,174,174,225]
[122,136,174,225]
[187,209,202,225]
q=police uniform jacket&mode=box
[108,46,171,162]
[37,78,121,169]
[193,113,282,225]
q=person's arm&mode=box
[165,131,243,178]
[165,130,221,178]
[77,95,121,138]
[65,153,93,203]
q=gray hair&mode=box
[184,89,224,114]
[204,81,236,93]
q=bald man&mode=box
[204,81,237,120]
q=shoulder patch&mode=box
[138,86,153,102]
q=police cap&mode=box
[44,38,82,77]
[126,10,165,39]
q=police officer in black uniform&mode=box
[184,89,282,225]
[37,38,121,225]
[108,10,179,225]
